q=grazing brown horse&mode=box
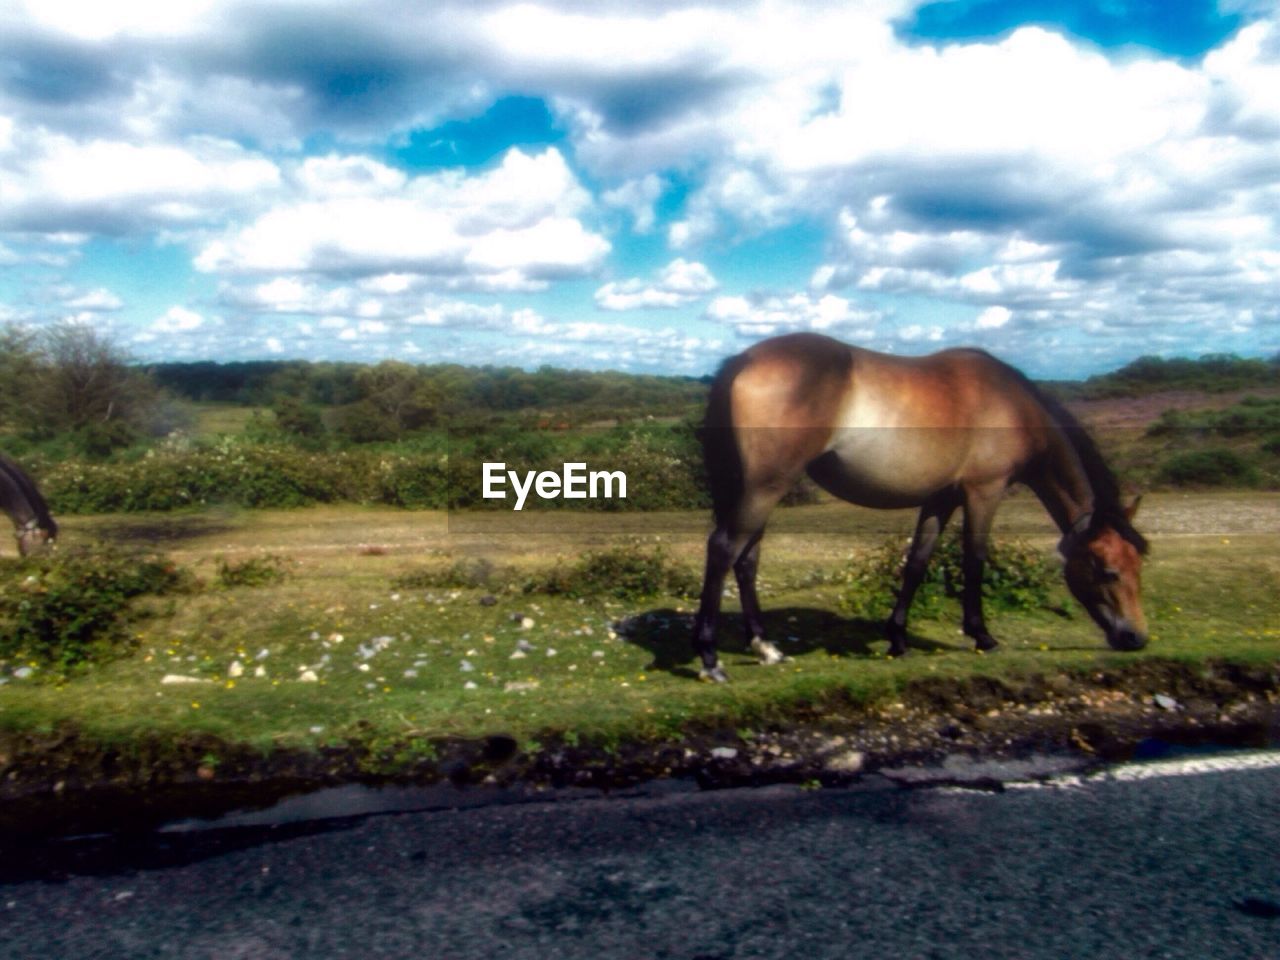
[693,333,1147,683]
[0,454,57,556]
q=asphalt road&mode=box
[2,755,1278,960]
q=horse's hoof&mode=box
[886,643,908,658]
[750,637,787,665]
[973,635,999,652]
[698,665,730,684]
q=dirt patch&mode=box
[91,515,240,546]
[2,658,1277,840]
[1067,387,1280,433]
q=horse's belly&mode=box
[807,428,965,508]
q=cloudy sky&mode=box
[2,0,1278,378]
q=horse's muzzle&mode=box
[1108,625,1147,651]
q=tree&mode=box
[0,325,40,432]
[2,323,186,456]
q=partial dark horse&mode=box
[0,454,58,556]
[693,333,1148,683]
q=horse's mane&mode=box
[0,454,58,537]
[994,359,1148,554]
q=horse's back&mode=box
[726,335,1032,431]
[720,335,1043,508]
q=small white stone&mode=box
[228,660,244,678]
[520,617,535,630]
[160,674,209,685]
[463,680,478,690]
[545,648,557,657]
[460,660,475,672]
[825,750,865,774]
[509,650,528,660]
[298,670,318,683]
[358,663,371,673]
[253,665,267,678]
[711,747,738,760]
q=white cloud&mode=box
[602,174,664,233]
[974,306,1011,330]
[62,287,124,311]
[152,305,205,332]
[595,257,717,310]
[0,130,281,234]
[197,148,608,291]
[705,291,881,338]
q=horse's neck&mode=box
[0,475,35,530]
[1027,422,1095,534]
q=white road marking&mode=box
[941,750,1280,797]
[1093,749,1280,783]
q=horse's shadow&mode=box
[617,607,957,679]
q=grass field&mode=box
[1,492,1277,779]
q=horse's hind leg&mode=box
[693,489,787,682]
[692,526,754,682]
[734,534,786,665]
[886,491,959,657]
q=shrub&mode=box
[1156,448,1259,487]
[527,542,699,602]
[840,531,1058,620]
[0,551,195,675]
[38,441,451,513]
[393,558,508,591]
[216,554,290,588]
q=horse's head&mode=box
[16,518,56,556]
[1061,498,1147,651]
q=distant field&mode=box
[189,403,267,438]
[2,493,1276,772]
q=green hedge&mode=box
[31,425,822,515]
[38,442,451,513]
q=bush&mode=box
[0,551,195,675]
[216,554,290,588]
[527,542,699,602]
[1157,449,1259,487]
[37,440,450,513]
[393,558,508,591]
[840,532,1058,620]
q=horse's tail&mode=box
[699,351,750,529]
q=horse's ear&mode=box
[1125,495,1142,521]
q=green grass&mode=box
[190,403,266,438]
[1,495,1277,769]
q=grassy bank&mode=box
[1,494,1277,786]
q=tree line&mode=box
[3,321,1277,460]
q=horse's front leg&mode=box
[734,535,785,665]
[960,482,1004,652]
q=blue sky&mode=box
[1,0,1278,378]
